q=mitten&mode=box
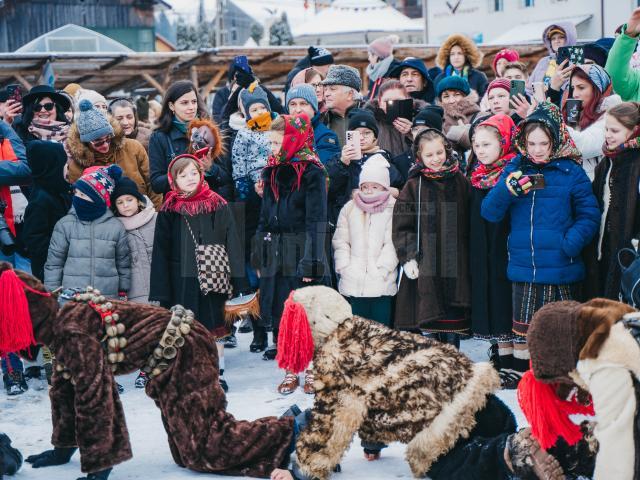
[403,260,419,280]
[506,171,533,196]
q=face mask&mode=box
[72,196,106,221]
[247,111,272,132]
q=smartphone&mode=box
[528,173,546,190]
[386,98,414,122]
[346,130,362,159]
[556,46,584,66]
[5,84,22,105]
[510,79,526,99]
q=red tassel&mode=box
[518,370,595,450]
[276,292,314,374]
[0,269,35,356]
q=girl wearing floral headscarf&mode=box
[481,103,600,388]
[253,114,329,394]
[470,114,520,387]
[149,153,247,392]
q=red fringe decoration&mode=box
[276,292,314,374]
[518,369,595,450]
[0,269,35,356]
[269,162,309,201]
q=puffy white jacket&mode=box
[332,198,398,298]
[567,94,622,181]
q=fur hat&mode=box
[286,84,319,114]
[435,75,471,98]
[492,49,520,74]
[63,83,82,97]
[348,108,378,137]
[359,154,390,188]
[321,65,362,91]
[436,33,484,69]
[413,105,444,130]
[239,85,270,115]
[308,46,334,66]
[76,99,114,143]
[368,35,399,59]
[487,78,511,96]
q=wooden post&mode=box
[200,67,227,98]
[190,65,199,89]
[142,73,166,95]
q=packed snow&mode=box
[0,334,525,479]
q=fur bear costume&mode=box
[0,262,293,479]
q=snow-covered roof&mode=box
[16,24,133,53]
[232,0,312,25]
[291,0,421,37]
[485,14,593,45]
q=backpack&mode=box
[618,239,640,308]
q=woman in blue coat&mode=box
[481,102,600,383]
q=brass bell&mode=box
[148,358,157,368]
[153,347,163,360]
[158,361,169,370]
[108,352,119,363]
[174,336,185,348]
[151,367,161,377]
[171,316,181,326]
[116,352,125,363]
[179,323,191,335]
[167,327,176,336]
[118,337,127,349]
[105,302,113,310]
[112,314,120,321]
[108,338,119,350]
[116,323,126,334]
[162,346,177,359]
[104,315,113,323]
[106,326,118,337]
[163,335,175,347]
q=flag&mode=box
[40,61,55,87]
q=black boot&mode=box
[250,324,267,353]
[26,446,77,468]
[262,328,278,360]
[77,467,112,480]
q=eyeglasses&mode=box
[310,83,323,89]
[33,102,55,112]
[89,135,113,147]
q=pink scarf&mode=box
[353,190,391,214]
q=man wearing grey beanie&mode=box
[286,84,340,164]
[321,65,363,148]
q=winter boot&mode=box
[43,362,53,385]
[238,316,253,333]
[3,372,27,395]
[223,328,238,349]
[507,428,564,480]
[262,328,278,360]
[250,324,267,352]
[134,371,148,389]
[487,343,500,370]
[76,467,112,480]
[116,382,124,394]
[24,365,42,380]
[26,446,77,467]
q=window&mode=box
[493,0,504,11]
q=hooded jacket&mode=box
[66,119,162,209]
[529,22,578,88]
[22,140,72,281]
[389,58,436,104]
[481,103,600,285]
[434,34,488,99]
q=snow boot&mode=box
[250,324,267,352]
[238,316,253,333]
[134,371,148,389]
[77,467,112,480]
[26,446,77,467]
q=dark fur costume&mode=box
[10,264,293,476]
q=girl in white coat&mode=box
[332,154,398,326]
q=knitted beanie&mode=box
[111,175,145,206]
[527,301,582,382]
[492,49,520,73]
[74,164,122,208]
[412,105,444,130]
[368,35,399,60]
[321,65,362,91]
[63,83,82,97]
[583,43,608,68]
[435,75,471,98]
[308,46,334,66]
[77,89,107,108]
[239,85,271,115]
[359,153,390,188]
[487,78,511,96]
[348,109,378,137]
[286,84,319,114]
[77,99,113,143]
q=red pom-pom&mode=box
[0,269,35,356]
[276,292,314,373]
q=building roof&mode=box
[485,14,593,45]
[16,24,133,54]
[291,0,421,37]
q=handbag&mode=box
[618,239,640,308]
[184,217,233,297]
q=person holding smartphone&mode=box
[481,102,600,386]
[528,22,577,90]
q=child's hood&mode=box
[27,140,72,193]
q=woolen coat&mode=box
[392,171,471,331]
[149,205,247,336]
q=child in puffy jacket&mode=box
[44,164,131,299]
[332,153,398,326]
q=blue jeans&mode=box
[1,353,23,375]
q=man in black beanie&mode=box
[284,46,335,93]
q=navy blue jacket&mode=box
[0,120,29,186]
[311,113,340,165]
[481,155,600,285]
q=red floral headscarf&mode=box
[161,154,226,215]
[266,113,324,200]
[471,113,517,189]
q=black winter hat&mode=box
[111,176,145,206]
[412,105,444,131]
[583,43,608,68]
[308,46,334,66]
[348,109,378,137]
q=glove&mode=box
[506,171,533,197]
[235,68,255,88]
[403,260,419,280]
[26,446,77,468]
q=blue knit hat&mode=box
[435,76,471,98]
[239,85,270,115]
[286,84,319,114]
[77,99,113,143]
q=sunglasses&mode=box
[90,135,112,147]
[33,102,55,112]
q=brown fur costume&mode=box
[6,263,293,476]
[286,287,500,480]
[436,33,484,69]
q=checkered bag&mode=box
[184,218,233,297]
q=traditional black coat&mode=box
[149,204,247,337]
[253,163,329,330]
[469,187,513,337]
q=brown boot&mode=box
[303,370,315,394]
[507,428,565,480]
[277,372,299,395]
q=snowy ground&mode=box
[0,334,526,480]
